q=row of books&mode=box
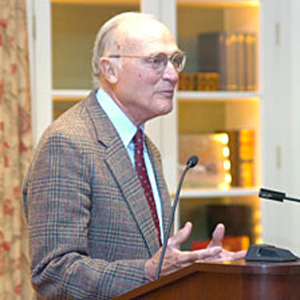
[198,32,257,91]
[178,72,219,91]
[179,129,255,188]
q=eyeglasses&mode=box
[108,51,186,73]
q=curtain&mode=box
[0,0,33,299]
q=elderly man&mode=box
[23,12,245,299]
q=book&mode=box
[197,72,219,91]
[197,32,257,91]
[245,33,257,91]
[236,33,246,91]
[198,32,228,90]
[226,33,238,91]
[178,73,198,90]
[178,72,219,91]
[223,129,255,187]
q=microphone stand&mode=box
[155,155,198,280]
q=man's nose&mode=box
[163,61,179,84]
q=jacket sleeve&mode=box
[23,128,148,300]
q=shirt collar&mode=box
[96,88,144,148]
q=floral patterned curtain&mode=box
[0,0,33,299]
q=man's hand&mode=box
[144,222,223,281]
[145,222,247,281]
[206,223,247,261]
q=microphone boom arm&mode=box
[155,155,198,280]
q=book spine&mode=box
[245,33,257,91]
[227,129,255,187]
[236,33,246,91]
[226,33,238,91]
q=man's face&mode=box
[113,21,180,126]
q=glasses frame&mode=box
[107,51,186,73]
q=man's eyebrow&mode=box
[148,50,183,56]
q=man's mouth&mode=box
[159,90,174,97]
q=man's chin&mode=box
[157,104,173,117]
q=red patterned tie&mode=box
[134,128,162,246]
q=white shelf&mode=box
[177,91,261,100]
[52,89,90,98]
[180,187,259,198]
[177,0,259,7]
[51,0,139,4]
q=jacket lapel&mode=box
[145,137,172,239]
[84,91,162,256]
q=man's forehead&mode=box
[117,17,171,40]
[116,19,178,54]
[120,16,162,30]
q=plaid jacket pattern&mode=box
[23,91,172,299]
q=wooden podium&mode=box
[114,260,300,300]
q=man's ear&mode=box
[98,58,118,84]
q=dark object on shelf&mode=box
[246,244,299,262]
[206,204,253,239]
[181,203,255,251]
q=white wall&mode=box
[288,0,300,252]
[261,0,300,255]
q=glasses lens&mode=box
[150,52,186,72]
[151,53,168,70]
[171,52,186,72]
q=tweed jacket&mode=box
[23,90,172,299]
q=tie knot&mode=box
[134,128,144,151]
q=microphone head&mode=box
[187,155,199,168]
[259,188,285,202]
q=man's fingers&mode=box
[208,223,225,248]
[229,250,247,260]
[179,246,222,264]
[168,222,193,248]
[211,249,247,263]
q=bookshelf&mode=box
[175,0,262,248]
[32,0,262,251]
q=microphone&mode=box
[155,155,199,279]
[259,188,300,203]
[245,187,300,262]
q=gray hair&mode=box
[91,12,157,87]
